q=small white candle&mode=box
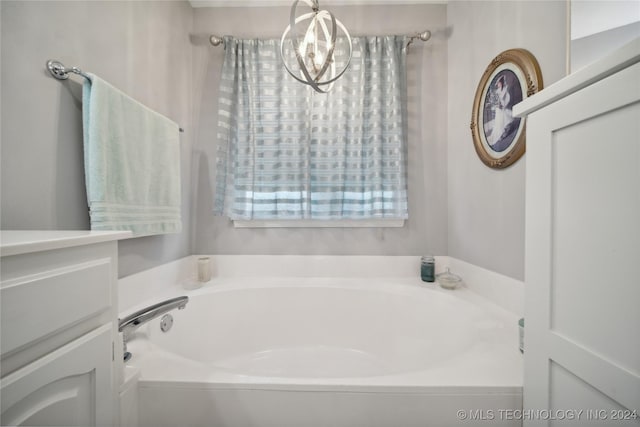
[197,257,211,282]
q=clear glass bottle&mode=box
[420,255,435,282]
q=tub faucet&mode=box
[118,296,189,361]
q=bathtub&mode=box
[122,258,523,427]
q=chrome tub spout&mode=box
[119,296,189,361]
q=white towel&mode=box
[82,74,181,235]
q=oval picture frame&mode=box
[470,48,543,169]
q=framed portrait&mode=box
[470,49,543,169]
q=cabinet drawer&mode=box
[1,258,112,356]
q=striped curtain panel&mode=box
[214,35,408,220]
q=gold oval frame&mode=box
[470,48,543,169]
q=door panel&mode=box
[524,61,640,426]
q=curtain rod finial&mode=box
[209,35,223,46]
[407,30,432,48]
[418,30,431,42]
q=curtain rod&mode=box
[46,60,185,133]
[209,30,431,48]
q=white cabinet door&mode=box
[1,325,113,426]
[524,61,640,425]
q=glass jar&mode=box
[420,256,435,282]
[436,267,462,289]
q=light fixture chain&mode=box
[312,10,337,83]
[288,0,326,93]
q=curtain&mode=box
[214,35,408,220]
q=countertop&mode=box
[0,230,132,256]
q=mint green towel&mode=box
[82,74,181,235]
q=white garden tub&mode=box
[122,258,523,427]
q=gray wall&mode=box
[0,1,194,277]
[1,1,571,280]
[571,21,640,72]
[446,1,568,280]
[191,5,449,256]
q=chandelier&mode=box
[280,0,352,93]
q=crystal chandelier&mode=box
[280,0,352,93]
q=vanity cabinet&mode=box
[1,231,129,426]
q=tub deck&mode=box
[119,257,524,427]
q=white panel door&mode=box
[1,325,114,426]
[524,61,640,426]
